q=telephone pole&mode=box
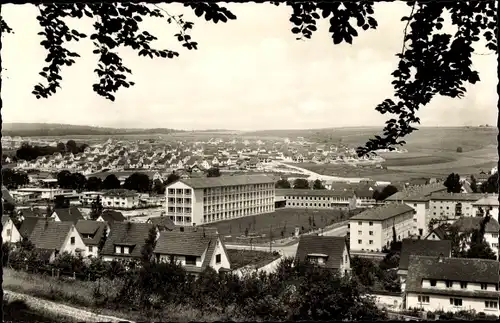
[269,224,272,253]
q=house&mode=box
[397,239,452,292]
[295,235,351,276]
[428,192,486,220]
[2,186,16,205]
[1,216,22,244]
[75,220,107,257]
[405,255,500,315]
[100,222,155,262]
[348,204,416,252]
[153,229,231,276]
[424,226,449,241]
[29,220,87,261]
[51,207,84,224]
[101,189,139,209]
[96,210,126,228]
[147,216,176,231]
[451,217,500,256]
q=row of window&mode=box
[203,201,273,212]
[285,196,351,201]
[167,188,192,195]
[203,206,272,222]
[168,198,192,204]
[203,192,273,202]
[429,280,497,291]
[202,184,274,195]
[167,207,192,213]
[417,296,498,309]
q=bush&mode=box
[456,147,463,153]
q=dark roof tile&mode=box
[101,222,154,259]
[399,239,452,271]
[29,220,74,251]
[295,235,348,269]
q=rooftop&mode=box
[398,239,452,271]
[451,217,500,234]
[276,188,355,198]
[177,174,275,189]
[350,203,415,221]
[295,235,348,270]
[429,192,488,202]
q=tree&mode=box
[152,179,166,195]
[480,173,498,193]
[71,172,87,191]
[275,178,291,189]
[456,146,463,153]
[444,173,462,193]
[54,195,69,209]
[2,2,495,156]
[66,140,78,154]
[141,227,158,265]
[165,172,180,185]
[89,196,103,220]
[86,176,103,192]
[56,170,72,189]
[293,178,310,189]
[373,185,399,201]
[1,169,29,189]
[56,142,66,152]
[124,173,151,192]
[206,167,221,177]
[102,174,121,190]
[312,179,325,190]
[469,175,478,193]
[98,226,108,253]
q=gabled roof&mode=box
[451,217,500,234]
[75,220,107,246]
[406,255,500,298]
[295,235,348,270]
[147,216,176,230]
[18,208,45,218]
[350,203,415,221]
[19,216,52,238]
[399,239,452,271]
[99,210,126,223]
[472,195,499,207]
[1,215,12,226]
[429,192,487,202]
[100,222,154,259]
[385,183,447,202]
[424,226,448,240]
[154,230,217,257]
[175,174,274,189]
[53,207,84,224]
[29,220,74,251]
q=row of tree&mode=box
[2,168,30,189]
[444,172,498,194]
[3,239,387,321]
[16,140,89,161]
[56,171,183,194]
[275,178,325,190]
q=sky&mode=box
[1,2,497,131]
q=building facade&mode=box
[472,195,499,222]
[428,193,486,222]
[349,204,416,252]
[275,189,356,210]
[101,189,139,209]
[165,175,275,226]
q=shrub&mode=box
[456,147,463,153]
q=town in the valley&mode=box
[1,132,499,320]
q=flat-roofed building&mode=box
[165,174,275,226]
[101,189,139,209]
[428,192,488,224]
[349,203,416,252]
[275,189,356,210]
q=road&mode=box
[273,161,369,183]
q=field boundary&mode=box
[4,290,134,323]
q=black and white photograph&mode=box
[1,1,499,321]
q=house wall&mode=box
[428,199,477,221]
[406,293,499,316]
[102,195,139,209]
[60,225,87,257]
[405,201,428,238]
[86,244,99,258]
[339,247,351,275]
[158,254,203,267]
[2,219,22,243]
[368,293,403,311]
[283,194,353,210]
[459,232,499,257]
[209,238,231,271]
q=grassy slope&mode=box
[227,249,281,269]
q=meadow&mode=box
[203,208,355,244]
[226,249,281,269]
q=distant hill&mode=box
[2,123,184,137]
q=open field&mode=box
[380,155,454,167]
[203,208,359,244]
[226,249,281,269]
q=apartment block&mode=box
[348,203,416,252]
[165,174,275,226]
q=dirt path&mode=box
[4,290,134,323]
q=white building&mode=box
[275,189,357,210]
[1,216,22,244]
[164,174,275,226]
[80,191,104,206]
[349,204,416,252]
[428,192,486,223]
[14,187,67,200]
[101,189,139,209]
[405,255,499,316]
